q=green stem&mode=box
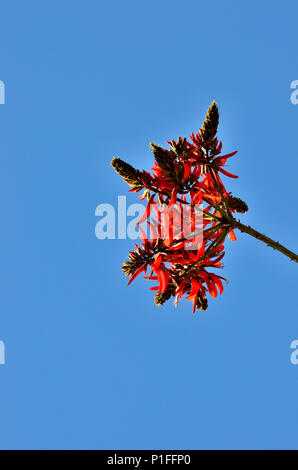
[233,219,298,263]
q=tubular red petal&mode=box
[139,225,149,244]
[209,274,224,295]
[156,268,170,293]
[183,163,191,180]
[228,229,237,241]
[137,194,155,225]
[193,190,202,204]
[127,265,145,286]
[220,150,237,159]
[192,294,198,314]
[218,168,238,178]
[151,254,163,270]
[186,279,201,299]
[168,188,177,208]
[206,280,217,298]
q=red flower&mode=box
[114,102,246,312]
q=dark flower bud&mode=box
[168,137,188,159]
[121,245,153,277]
[228,196,248,214]
[154,285,175,306]
[200,101,219,146]
[150,143,176,173]
[196,293,208,311]
[150,142,185,187]
[111,157,144,191]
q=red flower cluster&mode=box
[111,102,248,312]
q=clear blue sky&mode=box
[0,0,297,450]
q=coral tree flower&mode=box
[112,101,248,313]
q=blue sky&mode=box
[0,0,297,450]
